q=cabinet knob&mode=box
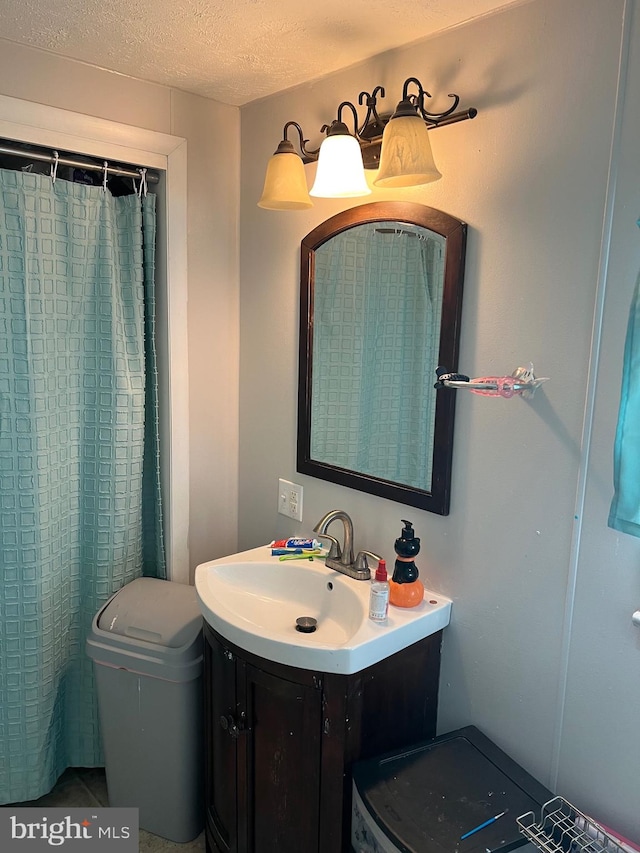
[220,714,240,738]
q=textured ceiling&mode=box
[1,0,514,106]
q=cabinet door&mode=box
[241,663,322,853]
[204,630,240,853]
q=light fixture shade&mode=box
[309,134,371,198]
[374,114,442,188]
[258,150,312,210]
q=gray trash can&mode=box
[86,577,204,843]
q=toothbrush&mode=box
[278,550,324,561]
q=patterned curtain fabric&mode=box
[0,169,165,804]
[311,225,445,489]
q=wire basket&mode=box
[517,797,629,853]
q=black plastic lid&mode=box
[353,726,552,853]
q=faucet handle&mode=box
[316,533,342,560]
[354,550,382,571]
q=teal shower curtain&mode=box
[0,168,165,804]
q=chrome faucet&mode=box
[313,509,381,581]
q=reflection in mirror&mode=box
[312,223,446,489]
[297,203,466,514]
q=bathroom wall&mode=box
[555,0,640,834]
[0,39,242,578]
[239,0,639,837]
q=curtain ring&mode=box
[102,161,108,193]
[137,168,148,198]
[50,151,59,185]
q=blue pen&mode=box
[460,810,508,841]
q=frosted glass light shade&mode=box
[309,134,371,198]
[374,115,442,188]
[258,151,312,210]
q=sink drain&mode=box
[295,616,317,633]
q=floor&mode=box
[9,767,206,852]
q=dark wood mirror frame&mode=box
[297,201,467,514]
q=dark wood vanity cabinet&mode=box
[203,621,443,853]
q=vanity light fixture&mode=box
[309,102,371,199]
[258,123,314,210]
[257,77,477,210]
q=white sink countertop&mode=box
[195,545,452,675]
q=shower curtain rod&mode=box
[0,141,160,184]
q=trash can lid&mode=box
[352,726,552,853]
[97,577,202,649]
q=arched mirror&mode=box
[297,202,466,514]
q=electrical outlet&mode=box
[278,478,304,522]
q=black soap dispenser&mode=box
[389,519,425,608]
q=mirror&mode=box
[297,202,466,514]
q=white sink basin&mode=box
[195,546,451,674]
